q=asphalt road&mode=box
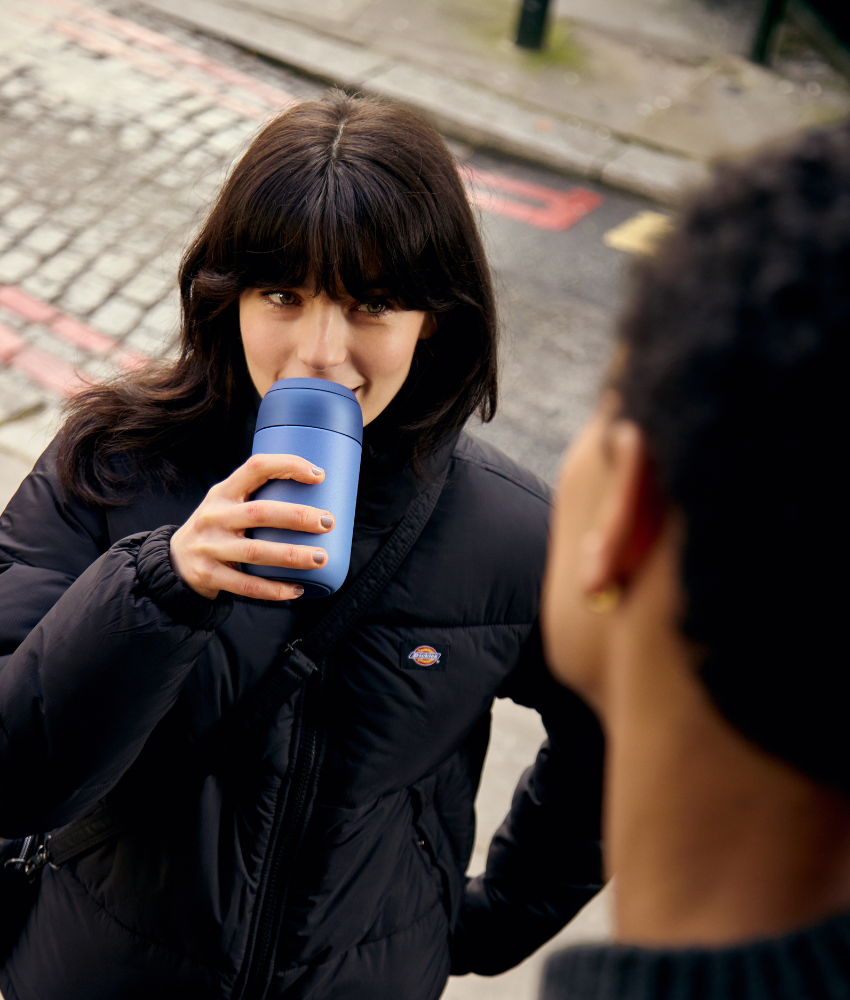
[0,2,658,994]
[461,146,650,485]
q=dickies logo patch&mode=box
[409,645,441,667]
[401,641,449,671]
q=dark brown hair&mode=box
[616,122,850,794]
[58,91,497,505]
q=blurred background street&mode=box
[1,0,847,994]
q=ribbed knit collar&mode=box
[541,909,850,1000]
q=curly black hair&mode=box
[618,123,850,793]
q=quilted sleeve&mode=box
[0,445,231,837]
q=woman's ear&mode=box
[616,444,667,584]
[580,421,667,600]
[418,312,437,340]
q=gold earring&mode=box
[586,583,621,614]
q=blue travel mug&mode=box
[245,378,363,597]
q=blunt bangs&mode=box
[226,173,425,309]
[218,125,467,314]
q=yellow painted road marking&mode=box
[603,211,675,255]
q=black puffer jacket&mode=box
[0,420,604,1000]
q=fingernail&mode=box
[311,465,324,476]
[291,585,304,597]
[313,551,326,564]
[320,515,334,529]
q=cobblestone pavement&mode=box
[0,1,624,995]
[0,0,328,447]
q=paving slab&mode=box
[554,0,760,60]
[364,61,634,181]
[146,0,393,84]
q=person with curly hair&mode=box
[541,122,850,999]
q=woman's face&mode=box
[239,283,434,425]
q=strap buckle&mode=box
[4,841,56,878]
[24,842,55,875]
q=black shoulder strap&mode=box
[188,466,448,775]
[46,468,448,868]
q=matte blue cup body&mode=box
[245,378,363,598]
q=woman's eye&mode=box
[266,291,298,306]
[357,300,390,315]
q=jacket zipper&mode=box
[237,667,323,1000]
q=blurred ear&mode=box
[418,312,437,340]
[580,420,667,598]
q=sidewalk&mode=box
[135,0,850,203]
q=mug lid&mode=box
[255,378,363,443]
[265,377,359,401]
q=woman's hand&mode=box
[170,454,334,601]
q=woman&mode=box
[0,93,603,1000]
[541,122,850,998]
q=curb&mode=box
[139,0,711,204]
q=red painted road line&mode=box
[0,284,146,375]
[120,351,151,371]
[39,0,294,116]
[462,166,603,231]
[51,315,120,354]
[76,5,297,110]
[10,345,90,398]
[53,21,269,121]
[0,285,58,325]
[0,322,25,363]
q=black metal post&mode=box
[752,0,788,63]
[516,0,551,50]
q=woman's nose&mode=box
[296,303,348,372]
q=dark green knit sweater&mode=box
[542,909,850,999]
